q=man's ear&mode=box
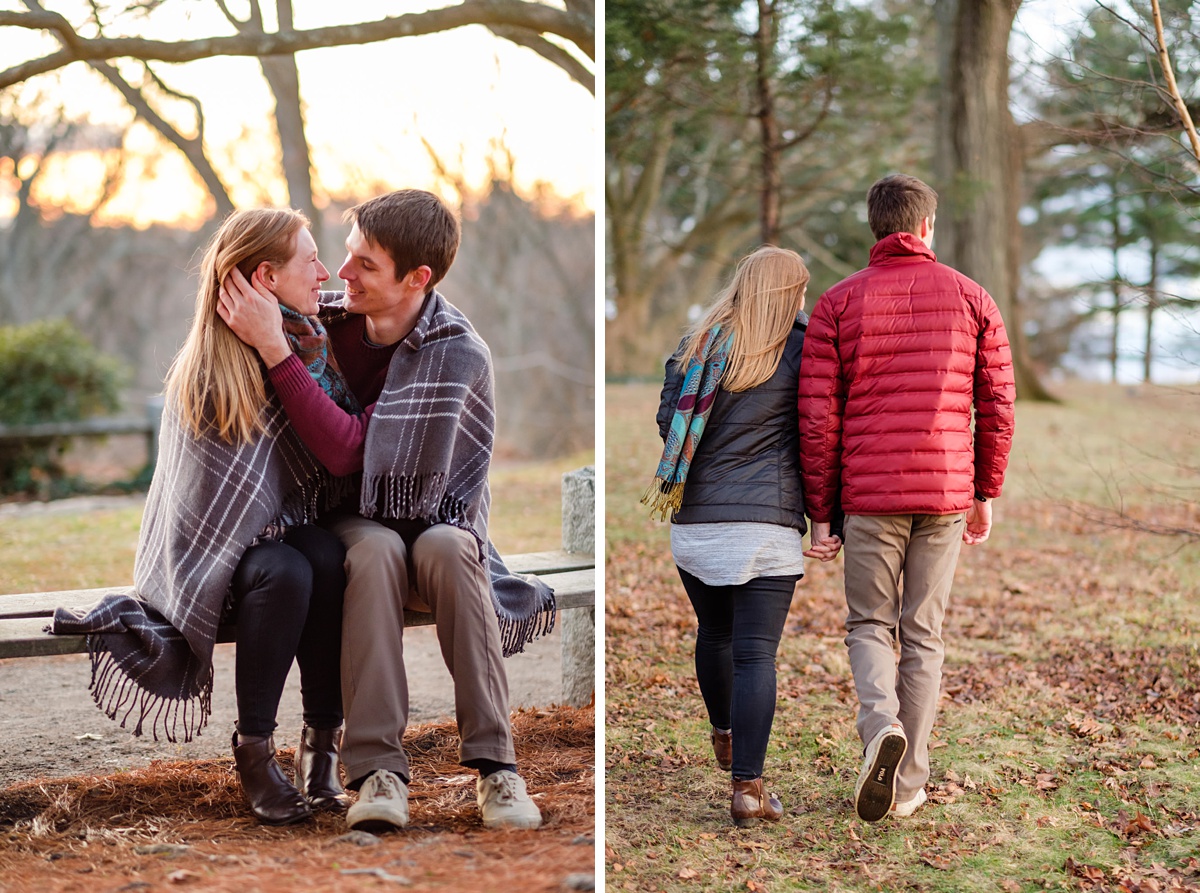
[407,265,433,290]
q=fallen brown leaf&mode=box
[1123,812,1157,836]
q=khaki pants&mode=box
[843,513,963,801]
[329,515,516,786]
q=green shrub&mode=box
[0,319,127,495]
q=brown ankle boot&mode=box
[711,727,733,771]
[730,777,783,828]
[294,726,349,812]
[231,732,312,825]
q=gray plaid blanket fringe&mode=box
[338,289,556,658]
[51,394,346,743]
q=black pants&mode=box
[230,524,346,737]
[677,567,798,780]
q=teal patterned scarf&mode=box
[642,325,735,520]
[280,305,362,414]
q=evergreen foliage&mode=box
[1027,1,1200,380]
[0,318,126,495]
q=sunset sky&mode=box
[0,0,595,228]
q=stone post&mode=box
[560,466,595,707]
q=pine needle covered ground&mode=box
[0,706,594,892]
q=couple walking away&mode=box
[646,174,1016,826]
[52,189,556,832]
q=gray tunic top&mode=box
[671,521,805,586]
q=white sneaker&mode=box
[347,770,409,832]
[891,787,927,817]
[853,724,907,823]
[477,770,543,830]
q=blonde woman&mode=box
[55,209,355,825]
[646,246,816,826]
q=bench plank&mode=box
[0,565,594,660]
[0,550,593,621]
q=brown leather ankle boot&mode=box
[730,777,783,828]
[231,732,312,825]
[295,726,349,812]
[711,727,733,771]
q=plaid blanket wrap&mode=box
[323,289,556,657]
[51,393,338,742]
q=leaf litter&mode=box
[604,382,1200,891]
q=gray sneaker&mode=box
[347,770,409,832]
[477,770,543,829]
[890,787,927,818]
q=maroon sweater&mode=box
[267,314,399,476]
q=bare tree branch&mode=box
[487,24,593,93]
[1149,0,1200,168]
[19,0,236,216]
[92,59,235,216]
[212,0,261,31]
[0,1,594,90]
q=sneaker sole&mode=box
[481,814,542,830]
[347,806,409,833]
[349,818,406,833]
[855,733,907,822]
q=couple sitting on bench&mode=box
[54,189,555,833]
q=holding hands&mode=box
[803,521,843,562]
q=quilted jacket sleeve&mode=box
[655,340,687,442]
[971,291,1016,498]
[797,294,844,523]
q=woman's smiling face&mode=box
[269,227,329,316]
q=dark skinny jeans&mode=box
[230,524,346,737]
[677,567,798,781]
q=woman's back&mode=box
[656,316,806,532]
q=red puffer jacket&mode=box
[798,232,1015,520]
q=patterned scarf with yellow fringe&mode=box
[642,325,735,521]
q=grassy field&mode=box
[0,449,593,594]
[605,380,1200,893]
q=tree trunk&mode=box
[604,287,667,377]
[1110,283,1122,383]
[755,0,781,245]
[1144,240,1159,383]
[1109,191,1122,383]
[934,0,1054,401]
[259,0,321,243]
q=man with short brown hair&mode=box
[798,173,1015,822]
[220,189,553,833]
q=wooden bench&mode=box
[0,468,596,706]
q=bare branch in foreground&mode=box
[0,1,594,90]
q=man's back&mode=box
[799,231,1015,518]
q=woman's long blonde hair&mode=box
[165,208,309,445]
[678,245,810,392]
